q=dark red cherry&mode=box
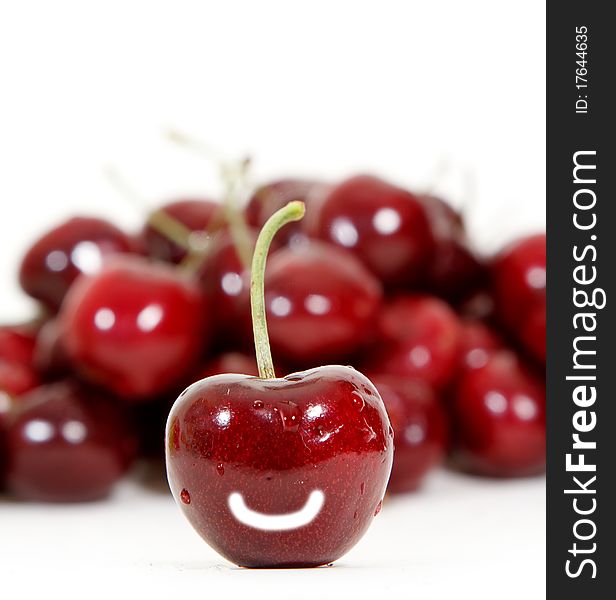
[58,256,208,400]
[142,199,222,264]
[0,360,39,399]
[491,233,546,362]
[369,295,462,390]
[370,375,447,493]
[166,365,393,567]
[19,216,134,311]
[246,179,325,245]
[421,195,486,301]
[457,320,504,372]
[4,380,136,501]
[251,241,382,365]
[311,175,435,285]
[198,230,257,344]
[450,351,545,477]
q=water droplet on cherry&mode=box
[180,488,191,504]
[374,500,383,516]
[216,463,225,476]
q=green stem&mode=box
[251,201,305,379]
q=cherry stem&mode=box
[104,166,192,250]
[251,201,305,379]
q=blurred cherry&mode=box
[249,241,383,365]
[311,175,435,285]
[19,216,134,311]
[491,234,546,363]
[59,256,208,400]
[450,351,545,477]
[421,195,486,301]
[0,325,37,366]
[4,380,136,501]
[457,320,504,373]
[369,295,462,390]
[246,179,324,244]
[197,352,259,379]
[33,319,72,380]
[142,199,222,264]
[371,375,447,493]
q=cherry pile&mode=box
[0,173,545,503]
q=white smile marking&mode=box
[228,490,325,531]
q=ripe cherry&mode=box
[0,325,37,366]
[33,319,72,380]
[58,256,208,400]
[311,175,435,285]
[19,216,134,311]
[370,375,448,493]
[4,380,136,501]
[166,201,393,568]
[142,199,222,264]
[197,353,259,379]
[457,320,504,372]
[248,240,383,366]
[450,351,545,477]
[491,234,546,363]
[368,295,462,391]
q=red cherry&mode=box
[58,256,208,400]
[457,320,504,372]
[254,241,382,365]
[450,351,545,477]
[4,380,136,501]
[142,199,222,264]
[166,366,392,567]
[421,195,486,301]
[311,175,435,285]
[19,217,134,311]
[246,179,325,245]
[166,200,393,568]
[369,295,462,390]
[491,233,546,362]
[370,375,447,493]
[0,360,39,398]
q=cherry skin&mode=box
[58,256,208,400]
[4,380,136,501]
[368,295,462,391]
[19,216,134,311]
[246,179,324,245]
[370,375,447,493]
[311,175,435,285]
[166,366,393,567]
[491,233,546,363]
[457,320,504,373]
[246,241,382,365]
[420,194,486,301]
[450,351,545,477]
[142,198,222,264]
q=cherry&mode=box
[142,199,222,264]
[370,375,448,493]
[421,194,486,301]
[491,233,546,363]
[246,179,324,245]
[450,351,545,477]
[58,256,208,400]
[457,320,504,372]
[166,201,393,568]
[310,175,435,285]
[246,240,382,365]
[368,295,462,391]
[4,380,136,501]
[19,216,134,311]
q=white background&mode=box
[0,1,546,599]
